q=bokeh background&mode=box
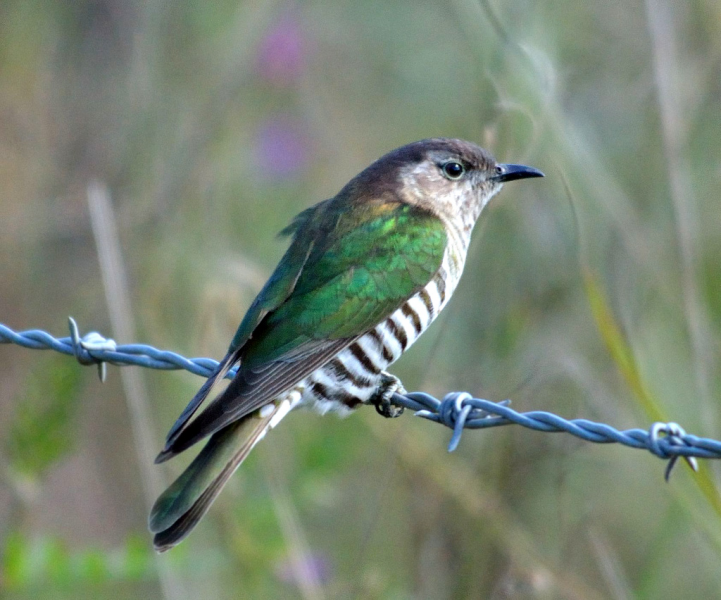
[2,0,721,598]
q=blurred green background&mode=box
[1,0,721,598]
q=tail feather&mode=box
[149,400,288,552]
[155,349,240,464]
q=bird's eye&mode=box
[494,165,504,176]
[441,161,465,180]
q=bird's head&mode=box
[345,138,543,234]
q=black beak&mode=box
[491,163,545,183]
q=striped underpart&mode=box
[304,268,450,415]
[285,225,469,415]
[305,216,469,413]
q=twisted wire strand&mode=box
[1,319,717,477]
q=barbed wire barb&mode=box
[68,316,117,382]
[2,318,720,480]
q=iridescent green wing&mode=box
[246,201,446,360]
[162,198,447,456]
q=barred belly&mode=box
[301,258,459,415]
[254,229,469,442]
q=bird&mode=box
[149,138,544,551]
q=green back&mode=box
[235,198,447,366]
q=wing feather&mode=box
[159,199,447,458]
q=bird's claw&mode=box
[371,372,406,419]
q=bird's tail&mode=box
[149,399,290,552]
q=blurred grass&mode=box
[1,0,721,598]
[5,356,82,480]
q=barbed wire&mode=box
[2,318,718,480]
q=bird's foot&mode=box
[371,372,406,418]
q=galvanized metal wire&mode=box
[2,318,717,478]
